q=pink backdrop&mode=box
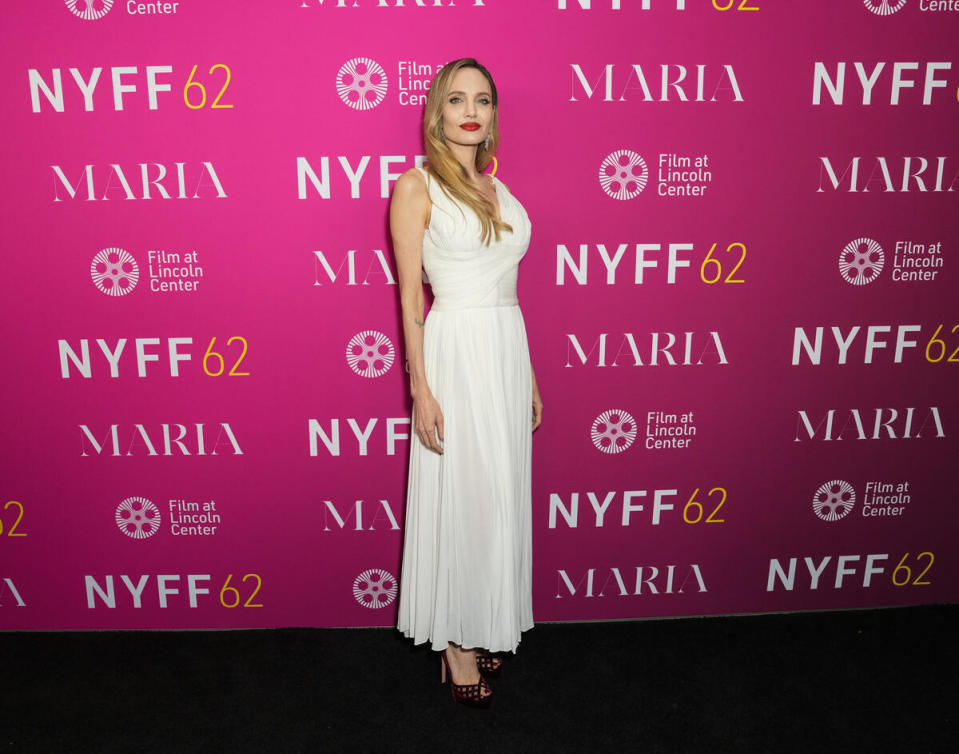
[1,0,956,630]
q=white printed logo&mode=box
[591,410,638,454]
[336,58,388,110]
[0,578,27,608]
[91,248,139,296]
[812,480,856,521]
[352,569,397,608]
[863,0,906,16]
[600,150,648,200]
[839,238,884,285]
[116,497,161,539]
[65,0,115,20]
[347,330,395,377]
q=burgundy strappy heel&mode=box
[475,650,504,678]
[440,650,493,708]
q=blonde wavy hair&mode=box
[422,58,513,246]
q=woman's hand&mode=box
[413,392,445,454]
[531,367,543,432]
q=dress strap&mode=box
[415,166,434,229]
[416,165,435,198]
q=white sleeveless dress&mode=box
[396,166,534,653]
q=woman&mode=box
[390,58,542,708]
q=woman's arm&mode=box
[390,168,445,454]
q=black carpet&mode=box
[4,604,956,753]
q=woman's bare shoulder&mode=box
[391,167,432,232]
[392,166,429,201]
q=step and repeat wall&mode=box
[1,1,956,630]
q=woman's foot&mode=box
[475,650,503,677]
[444,644,493,701]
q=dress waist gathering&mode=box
[430,299,519,312]
[427,264,521,311]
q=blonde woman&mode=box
[391,58,542,708]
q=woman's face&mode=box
[440,67,495,149]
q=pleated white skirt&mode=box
[396,303,534,653]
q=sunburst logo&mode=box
[346,330,395,378]
[116,497,161,539]
[839,238,884,285]
[863,0,907,16]
[336,58,388,110]
[65,0,115,21]
[91,248,139,296]
[812,481,856,521]
[352,569,397,608]
[590,409,638,454]
[599,150,648,200]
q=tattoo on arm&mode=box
[415,317,424,328]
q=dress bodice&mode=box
[416,165,532,311]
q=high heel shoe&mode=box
[440,650,493,708]
[475,650,504,678]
